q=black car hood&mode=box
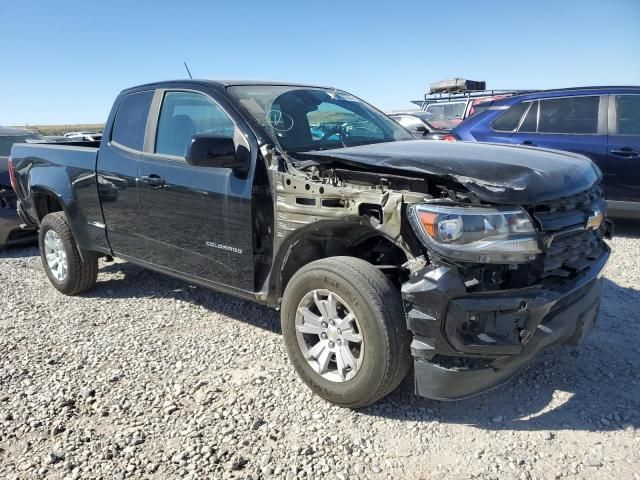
[304,140,601,204]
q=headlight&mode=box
[409,204,541,263]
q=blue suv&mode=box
[450,87,640,218]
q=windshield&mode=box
[227,85,413,153]
[0,134,44,156]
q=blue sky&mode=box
[1,0,639,125]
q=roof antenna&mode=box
[183,62,193,79]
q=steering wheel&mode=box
[320,125,346,141]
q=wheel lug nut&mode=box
[321,333,327,339]
[321,322,328,328]
[337,329,342,334]
[328,341,335,348]
[337,339,342,345]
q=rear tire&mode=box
[39,212,98,295]
[281,256,411,408]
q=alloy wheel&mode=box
[295,289,364,382]
[44,230,68,281]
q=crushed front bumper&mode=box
[401,246,609,400]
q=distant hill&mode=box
[12,124,105,136]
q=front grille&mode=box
[542,229,603,279]
[527,183,606,283]
[536,183,604,213]
[530,183,604,232]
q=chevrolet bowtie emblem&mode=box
[586,209,604,230]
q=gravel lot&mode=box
[1,222,639,480]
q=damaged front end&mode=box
[402,183,611,400]
[263,141,611,401]
[403,253,607,400]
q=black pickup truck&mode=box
[10,80,612,407]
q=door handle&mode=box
[610,148,639,158]
[521,140,537,146]
[140,174,165,188]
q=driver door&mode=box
[136,89,255,291]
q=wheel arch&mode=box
[31,186,66,222]
[270,219,411,303]
[30,186,101,257]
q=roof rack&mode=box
[411,85,639,108]
[407,78,540,109]
[412,89,537,109]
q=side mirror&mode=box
[185,134,248,175]
[414,125,429,135]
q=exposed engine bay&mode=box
[260,143,563,296]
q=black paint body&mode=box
[9,80,612,400]
[9,80,608,304]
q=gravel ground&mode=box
[1,222,639,480]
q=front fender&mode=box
[265,218,410,304]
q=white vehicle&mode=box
[410,78,526,125]
[64,131,103,142]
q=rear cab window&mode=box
[111,91,154,151]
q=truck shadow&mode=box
[56,257,640,433]
[365,277,640,433]
[85,260,282,334]
[0,245,39,258]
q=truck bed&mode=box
[10,142,108,254]
[12,141,100,162]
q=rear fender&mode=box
[28,181,101,256]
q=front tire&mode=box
[39,212,98,295]
[281,257,411,408]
